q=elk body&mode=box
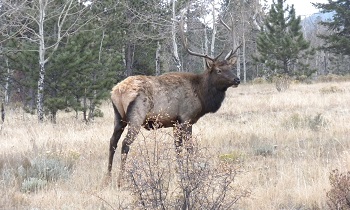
[106,47,241,187]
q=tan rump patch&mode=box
[110,76,150,118]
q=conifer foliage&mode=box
[255,0,314,78]
[313,0,350,56]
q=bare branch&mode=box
[220,17,232,32]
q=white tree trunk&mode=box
[172,0,182,71]
[241,10,246,83]
[37,0,47,122]
[203,25,209,70]
[210,3,216,58]
[156,40,161,76]
[5,58,11,104]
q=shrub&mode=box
[283,113,328,131]
[319,86,345,94]
[296,75,309,83]
[219,151,245,163]
[285,113,304,129]
[252,77,267,84]
[21,177,47,193]
[317,74,341,83]
[274,74,291,92]
[0,148,78,193]
[23,156,73,181]
[254,145,277,157]
[326,169,350,209]
[93,108,104,118]
[125,128,250,209]
[308,113,328,131]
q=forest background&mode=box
[0,0,349,122]
[1,0,350,209]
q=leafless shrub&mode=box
[283,113,329,131]
[317,74,342,83]
[126,128,173,209]
[326,169,350,209]
[125,126,250,209]
[0,142,79,193]
[252,77,267,84]
[274,74,291,92]
[319,85,345,94]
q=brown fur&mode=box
[105,51,240,188]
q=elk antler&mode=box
[225,43,242,60]
[179,12,224,62]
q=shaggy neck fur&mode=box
[196,72,226,115]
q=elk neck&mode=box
[196,72,226,115]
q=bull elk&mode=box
[105,19,241,188]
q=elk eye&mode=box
[216,69,222,74]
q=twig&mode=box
[93,194,117,210]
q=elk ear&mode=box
[205,59,214,70]
[227,56,238,65]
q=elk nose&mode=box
[234,77,240,85]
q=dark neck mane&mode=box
[196,72,226,115]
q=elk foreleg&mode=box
[173,123,193,154]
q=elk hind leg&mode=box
[117,124,141,188]
[117,97,147,187]
[104,105,126,186]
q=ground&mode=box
[1,81,350,209]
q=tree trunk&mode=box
[88,30,105,121]
[203,25,209,70]
[5,58,11,104]
[236,47,241,79]
[283,59,289,75]
[210,3,216,58]
[1,103,5,122]
[83,90,88,123]
[37,0,47,122]
[172,0,182,72]
[37,63,45,122]
[155,41,161,76]
[241,9,246,83]
[125,40,133,77]
[88,98,95,121]
[50,109,57,124]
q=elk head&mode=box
[180,13,240,91]
[204,47,241,90]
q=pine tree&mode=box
[45,30,118,123]
[255,0,314,78]
[313,0,350,56]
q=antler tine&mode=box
[213,44,226,61]
[232,43,242,55]
[224,43,242,60]
[179,12,215,61]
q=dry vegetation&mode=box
[1,81,350,209]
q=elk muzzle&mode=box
[232,77,240,87]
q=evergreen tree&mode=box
[254,0,314,78]
[45,30,119,123]
[3,39,38,111]
[313,0,350,56]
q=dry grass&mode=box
[1,81,350,209]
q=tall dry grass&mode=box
[1,81,350,209]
